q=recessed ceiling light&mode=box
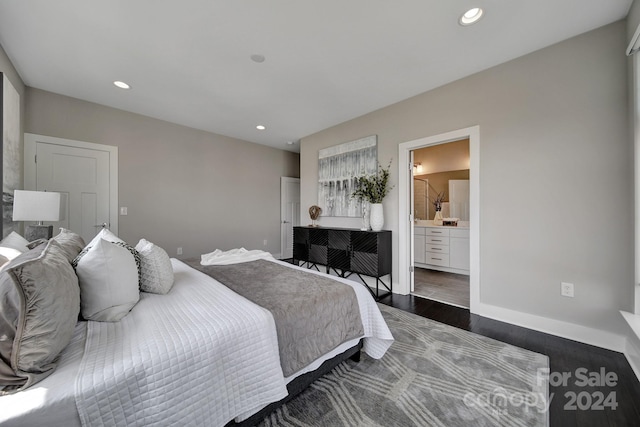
[459,7,483,26]
[256,125,266,130]
[250,54,266,63]
[113,80,131,89]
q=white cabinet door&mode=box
[449,237,470,270]
[414,234,426,264]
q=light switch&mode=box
[120,207,128,215]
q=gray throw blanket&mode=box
[186,259,364,376]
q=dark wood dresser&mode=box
[293,226,392,299]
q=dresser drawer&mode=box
[426,253,449,266]
[426,236,449,245]
[426,244,449,254]
[426,228,449,237]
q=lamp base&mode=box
[25,225,54,241]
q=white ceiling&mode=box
[0,1,632,153]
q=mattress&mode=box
[0,258,393,426]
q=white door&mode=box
[25,134,118,244]
[280,177,300,259]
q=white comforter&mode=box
[200,247,274,265]
[74,258,394,427]
[76,259,288,427]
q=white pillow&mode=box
[135,239,175,294]
[0,246,23,262]
[71,228,140,275]
[87,228,124,247]
[0,231,30,253]
[75,238,140,322]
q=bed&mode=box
[0,235,393,427]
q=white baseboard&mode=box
[621,311,640,383]
[473,301,626,353]
[624,334,640,383]
[394,289,637,382]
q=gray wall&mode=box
[0,43,25,191]
[300,21,632,338]
[628,0,640,43]
[25,88,300,258]
[0,44,24,97]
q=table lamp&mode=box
[12,190,61,241]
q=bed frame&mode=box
[227,339,363,426]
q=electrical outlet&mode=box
[561,282,574,297]
[263,240,267,246]
[177,247,183,255]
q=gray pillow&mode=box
[0,240,80,395]
[52,228,86,262]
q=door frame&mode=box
[398,125,480,313]
[24,133,119,235]
[280,176,300,259]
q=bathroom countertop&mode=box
[414,220,469,229]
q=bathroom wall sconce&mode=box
[413,163,423,175]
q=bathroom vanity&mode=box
[414,220,470,275]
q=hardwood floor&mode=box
[413,267,470,308]
[378,293,640,427]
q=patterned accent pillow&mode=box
[135,239,174,294]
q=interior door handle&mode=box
[282,220,290,224]
[94,223,109,228]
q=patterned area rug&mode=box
[258,304,549,427]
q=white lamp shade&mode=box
[12,190,62,222]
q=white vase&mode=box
[369,203,384,231]
[434,210,443,226]
[361,203,370,230]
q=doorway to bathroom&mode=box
[411,138,470,308]
[398,125,479,313]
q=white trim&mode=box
[475,301,626,352]
[625,337,640,383]
[622,310,640,341]
[633,53,640,316]
[628,22,640,56]
[24,133,119,235]
[622,311,640,382]
[413,292,469,310]
[398,126,480,315]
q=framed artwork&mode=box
[2,73,21,238]
[318,135,377,217]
